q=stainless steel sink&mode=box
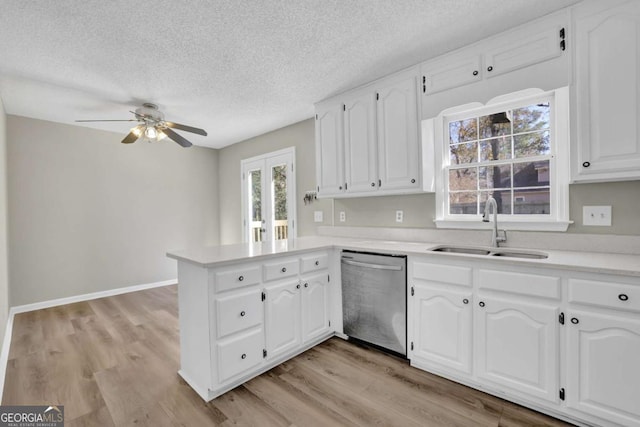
[490,250,548,259]
[430,245,548,259]
[430,246,492,256]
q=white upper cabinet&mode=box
[315,67,424,198]
[315,101,345,196]
[572,0,640,182]
[421,51,482,95]
[343,91,378,193]
[377,73,421,191]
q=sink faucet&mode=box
[483,196,507,248]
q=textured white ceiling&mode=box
[0,0,578,148]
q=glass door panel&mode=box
[271,164,288,240]
[248,168,264,243]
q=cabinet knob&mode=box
[339,186,343,190]
[487,66,493,72]
[463,298,469,304]
[241,353,246,359]
[582,161,591,168]
[281,267,287,273]
[304,283,309,288]
[238,275,244,282]
[240,310,246,317]
[571,317,579,324]
[619,294,629,301]
[371,182,375,187]
[315,261,319,266]
[410,178,416,184]
[296,284,300,289]
[472,70,478,76]
[479,301,485,307]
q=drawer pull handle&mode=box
[296,284,300,289]
[472,70,479,76]
[479,301,485,307]
[619,294,629,301]
[281,267,287,273]
[240,311,246,317]
[371,182,375,187]
[241,353,246,359]
[315,261,320,266]
[571,317,579,324]
[463,298,469,304]
[582,161,590,168]
[304,283,308,288]
[410,178,416,183]
[238,275,244,282]
[487,65,493,72]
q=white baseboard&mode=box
[0,278,176,403]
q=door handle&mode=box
[341,259,402,271]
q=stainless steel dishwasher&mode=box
[341,250,407,356]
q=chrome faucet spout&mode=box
[482,196,506,248]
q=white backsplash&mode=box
[317,226,640,255]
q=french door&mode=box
[241,148,296,243]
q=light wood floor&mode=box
[3,285,573,426]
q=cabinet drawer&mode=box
[263,258,299,282]
[217,329,264,383]
[478,270,560,299]
[215,265,261,292]
[569,279,640,313]
[215,289,264,338]
[300,252,329,274]
[412,261,472,287]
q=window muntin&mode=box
[446,100,553,217]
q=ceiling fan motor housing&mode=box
[135,103,165,124]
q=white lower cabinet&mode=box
[301,272,331,342]
[265,279,302,360]
[566,310,640,427]
[217,328,265,383]
[475,295,559,403]
[412,284,472,374]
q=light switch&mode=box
[339,211,346,222]
[583,206,612,226]
[314,211,323,223]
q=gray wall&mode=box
[0,99,8,343]
[7,116,219,306]
[218,118,332,244]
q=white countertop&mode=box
[167,235,640,277]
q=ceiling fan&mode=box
[75,103,207,147]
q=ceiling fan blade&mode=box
[75,119,138,122]
[162,127,193,147]
[121,127,142,144]
[165,121,207,136]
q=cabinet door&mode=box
[301,272,330,343]
[566,311,640,427]
[412,284,472,374]
[315,101,345,196]
[264,280,301,360]
[376,73,421,191]
[475,296,559,403]
[421,51,482,94]
[484,25,563,78]
[574,1,640,181]
[343,91,378,194]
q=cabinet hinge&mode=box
[261,291,266,302]
[559,27,566,51]
[376,92,379,101]
[328,320,331,327]
[378,179,382,187]
[411,286,414,296]
[344,182,348,190]
[263,349,267,358]
[422,75,426,93]
[559,312,565,325]
[327,274,330,283]
[343,104,346,111]
[410,341,414,351]
[559,388,565,401]
[317,185,319,192]
[291,164,294,173]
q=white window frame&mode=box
[431,87,571,231]
[241,147,297,243]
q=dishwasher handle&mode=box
[341,258,403,271]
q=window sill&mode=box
[434,219,572,232]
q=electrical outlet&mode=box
[396,210,404,223]
[314,211,323,223]
[339,211,346,222]
[583,206,612,226]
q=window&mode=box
[433,88,570,231]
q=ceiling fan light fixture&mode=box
[144,126,158,139]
